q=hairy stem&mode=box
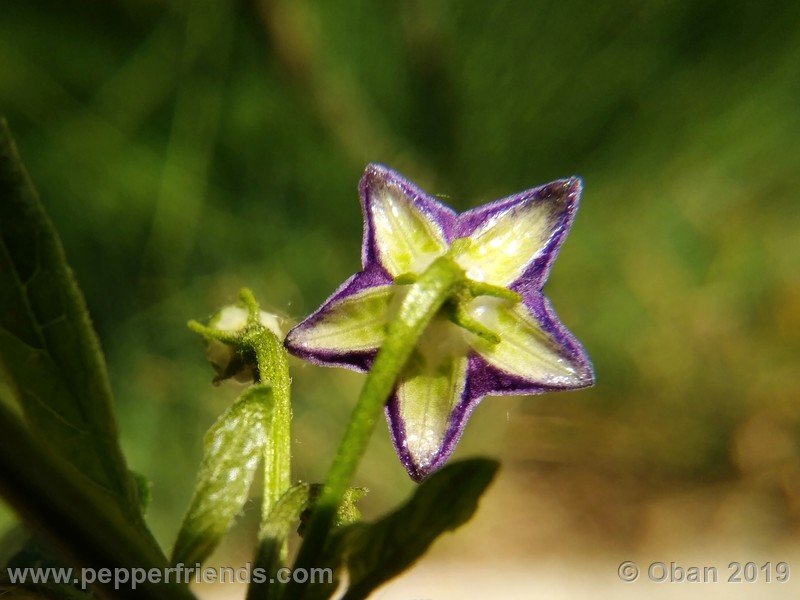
[244,291,293,600]
[284,256,464,599]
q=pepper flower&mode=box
[285,164,594,481]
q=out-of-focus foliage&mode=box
[0,120,141,521]
[1,0,798,558]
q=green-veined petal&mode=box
[368,183,448,277]
[466,298,585,386]
[393,321,469,473]
[454,198,562,286]
[287,285,393,353]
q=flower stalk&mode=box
[288,255,465,594]
[237,289,293,520]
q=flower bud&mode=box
[204,304,284,384]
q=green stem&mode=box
[245,303,292,600]
[284,256,464,599]
[187,287,294,597]
[252,328,292,516]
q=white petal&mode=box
[396,321,469,470]
[212,305,283,337]
[466,297,585,386]
[288,285,393,352]
[454,198,562,286]
[369,184,448,277]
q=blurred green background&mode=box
[2,0,799,595]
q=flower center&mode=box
[392,237,524,346]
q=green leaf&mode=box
[298,485,367,536]
[260,484,313,549]
[247,483,367,600]
[0,402,191,599]
[331,458,498,600]
[0,120,139,518]
[171,385,273,566]
[247,483,311,600]
[247,483,366,600]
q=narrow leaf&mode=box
[248,483,366,600]
[297,485,367,537]
[0,120,139,517]
[171,385,273,566]
[333,458,498,600]
[248,483,311,600]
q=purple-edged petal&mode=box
[287,166,594,481]
[453,178,581,288]
[285,268,392,372]
[386,320,471,481]
[465,294,594,397]
[359,164,456,278]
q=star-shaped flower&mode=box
[285,164,594,481]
